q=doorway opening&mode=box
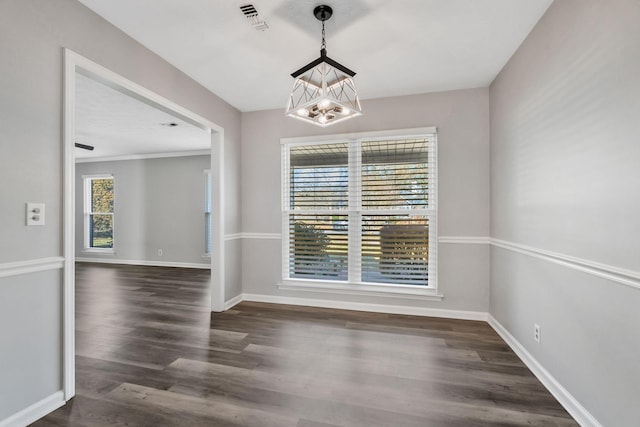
[62,49,225,401]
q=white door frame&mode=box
[62,49,226,400]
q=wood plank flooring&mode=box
[32,263,577,426]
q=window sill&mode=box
[278,279,443,301]
[82,248,115,255]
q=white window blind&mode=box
[286,143,349,280]
[204,170,213,255]
[282,132,437,289]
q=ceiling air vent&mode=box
[239,3,269,31]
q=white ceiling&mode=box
[78,0,553,113]
[75,73,210,160]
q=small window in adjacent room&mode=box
[83,175,114,251]
[204,170,213,256]
[281,129,438,296]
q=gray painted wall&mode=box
[489,0,640,425]
[75,156,211,265]
[6,0,637,424]
[0,270,62,420]
[241,89,490,312]
[0,0,241,422]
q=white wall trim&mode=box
[0,390,65,427]
[439,236,490,244]
[75,149,210,163]
[491,238,640,291]
[75,257,210,269]
[487,315,602,427]
[224,233,243,241]
[81,248,116,255]
[278,280,444,300]
[280,127,438,146]
[241,293,488,321]
[0,257,64,279]
[241,232,282,240]
[224,293,243,310]
[63,47,76,401]
[236,234,492,243]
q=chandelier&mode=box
[285,5,362,127]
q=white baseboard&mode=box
[0,390,65,427]
[487,315,601,427]
[240,293,488,321]
[75,257,210,269]
[224,293,243,310]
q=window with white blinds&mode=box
[204,170,213,255]
[282,131,437,290]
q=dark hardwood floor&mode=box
[33,263,577,426]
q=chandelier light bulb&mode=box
[317,99,331,109]
[318,114,328,124]
[297,108,308,117]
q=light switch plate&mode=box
[26,203,45,226]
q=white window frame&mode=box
[280,127,441,299]
[83,174,115,254]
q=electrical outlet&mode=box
[534,323,541,343]
[158,249,163,256]
[26,203,45,226]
